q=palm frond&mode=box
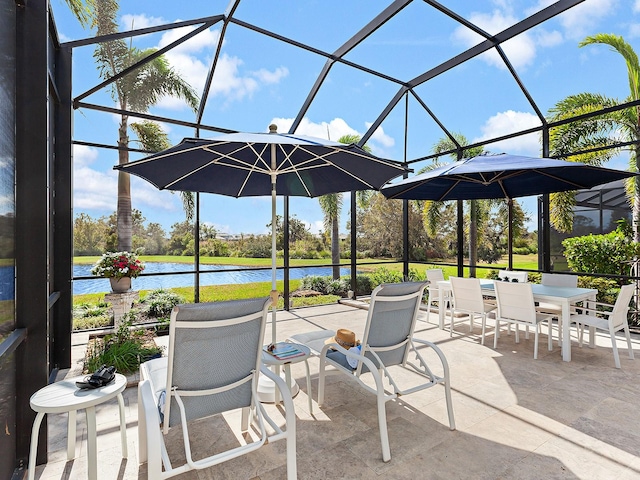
[549,191,577,233]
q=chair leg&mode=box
[376,390,391,462]
[515,324,520,344]
[241,407,250,431]
[318,355,327,407]
[624,324,635,360]
[469,313,474,332]
[449,308,455,337]
[494,320,500,349]
[533,325,539,360]
[481,314,486,346]
[137,386,147,464]
[609,325,621,369]
[578,323,584,347]
[547,319,553,351]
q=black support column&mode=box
[52,44,73,370]
[15,0,50,465]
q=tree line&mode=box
[73,194,534,262]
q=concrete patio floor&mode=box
[33,302,640,479]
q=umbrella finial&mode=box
[269,124,278,134]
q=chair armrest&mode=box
[572,306,614,317]
[585,301,614,310]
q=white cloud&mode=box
[454,0,617,72]
[120,14,165,31]
[308,220,324,235]
[72,144,179,213]
[629,23,640,39]
[73,144,99,168]
[473,110,542,156]
[153,26,288,110]
[554,0,617,40]
[269,117,396,158]
[635,0,640,13]
[365,122,395,148]
[269,117,353,140]
[73,164,117,211]
[535,29,563,48]
[0,195,13,215]
[452,10,537,70]
[251,67,289,84]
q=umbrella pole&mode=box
[257,139,299,403]
[271,169,278,345]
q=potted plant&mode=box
[91,251,145,293]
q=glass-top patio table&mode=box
[437,279,598,362]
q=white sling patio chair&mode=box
[449,276,496,344]
[498,270,528,283]
[289,282,455,463]
[494,281,554,359]
[570,283,635,369]
[497,270,529,338]
[137,298,297,479]
[424,268,446,321]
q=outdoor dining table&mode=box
[437,279,598,362]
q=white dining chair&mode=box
[570,283,635,368]
[494,281,554,359]
[498,270,528,283]
[497,270,529,338]
[449,277,496,344]
[537,273,579,346]
[424,268,446,322]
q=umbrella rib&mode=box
[497,180,510,199]
[163,145,269,190]
[123,143,212,165]
[236,143,270,196]
[276,145,313,196]
[386,182,422,199]
[439,180,460,201]
[535,169,588,189]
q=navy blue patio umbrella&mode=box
[380,153,636,201]
[380,152,637,270]
[115,124,407,346]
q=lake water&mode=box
[72,263,353,295]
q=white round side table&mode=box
[262,343,313,414]
[28,373,128,480]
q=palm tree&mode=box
[318,134,372,279]
[547,34,640,240]
[63,0,91,27]
[90,0,199,251]
[425,134,486,276]
[130,121,194,220]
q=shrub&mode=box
[354,274,373,295]
[325,279,348,296]
[299,275,328,292]
[84,318,162,374]
[406,268,426,282]
[140,289,185,319]
[73,302,112,331]
[562,227,640,277]
[577,276,620,305]
[368,267,403,289]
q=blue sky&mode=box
[52,0,640,236]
